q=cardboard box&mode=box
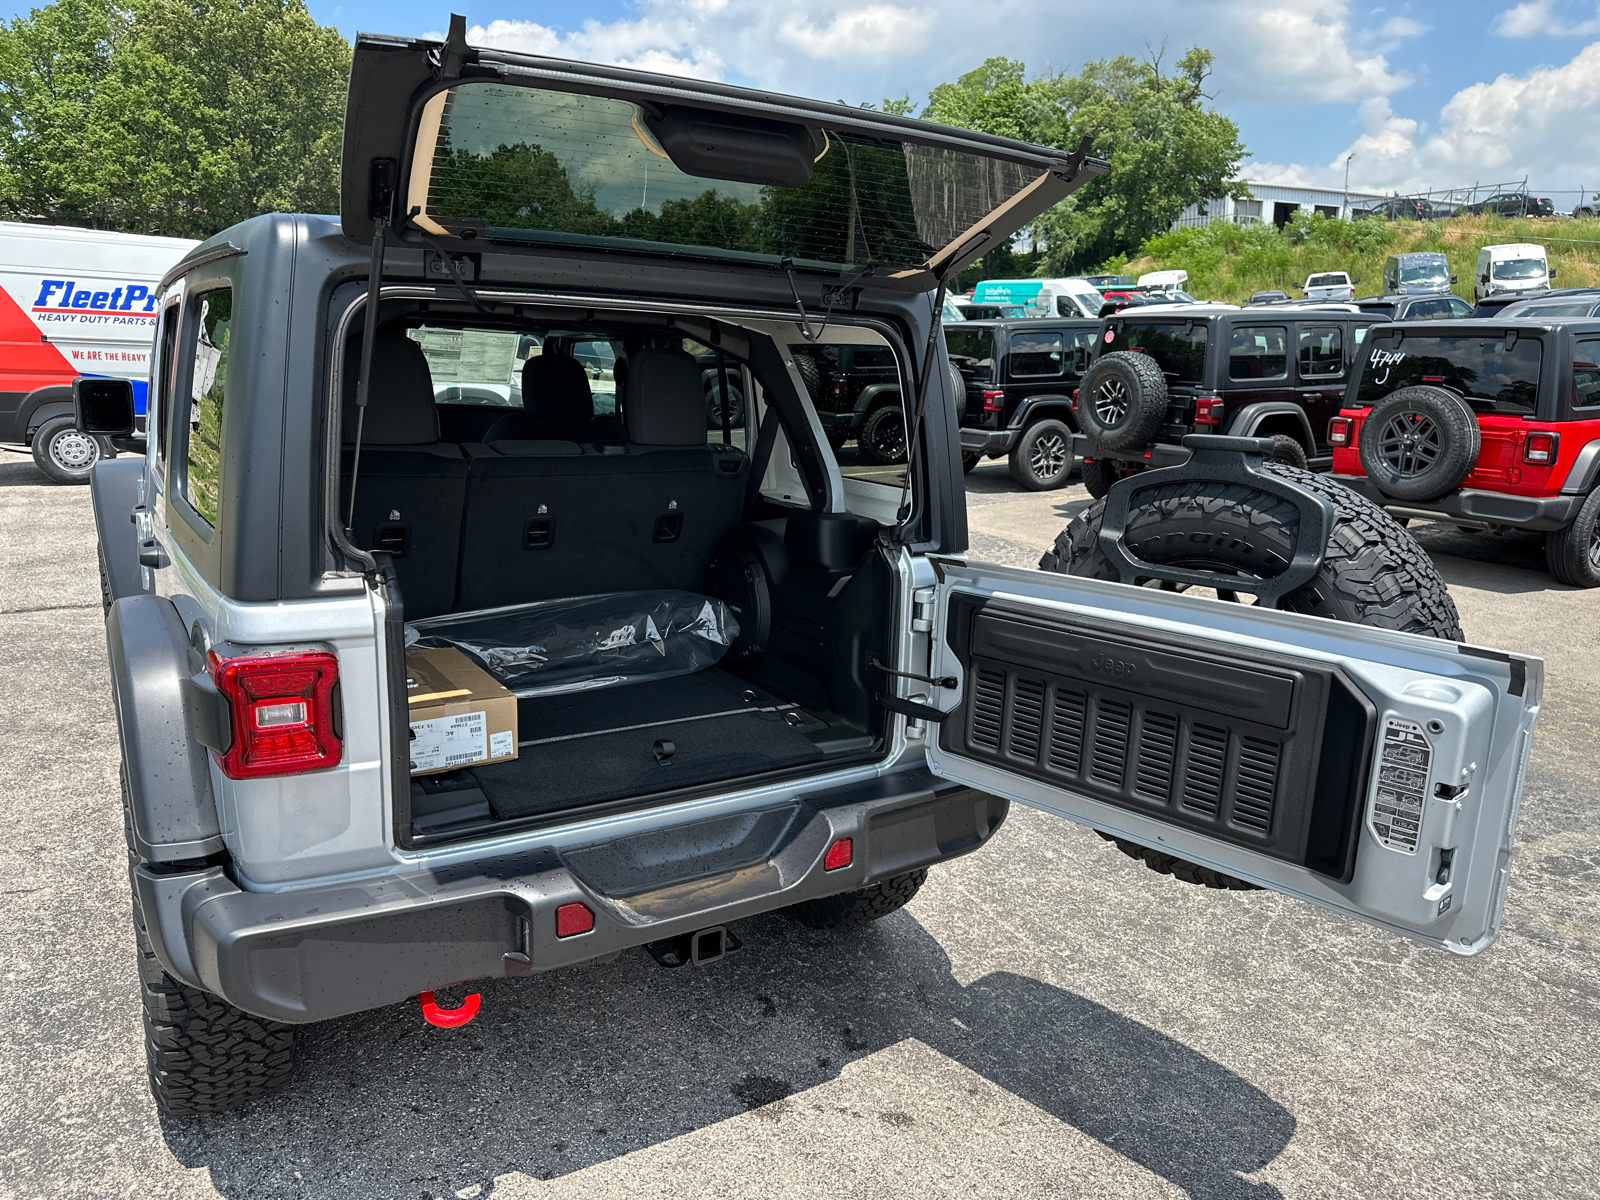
[405,646,518,775]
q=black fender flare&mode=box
[1223,402,1316,452]
[106,594,224,863]
[91,456,146,604]
[852,381,902,415]
[19,384,75,438]
[1008,394,1079,433]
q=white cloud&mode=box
[778,5,933,60]
[1494,1,1600,37]
[1229,0,1414,103]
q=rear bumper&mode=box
[1074,436,1189,468]
[960,426,1018,455]
[1331,475,1583,531]
[134,769,1006,1023]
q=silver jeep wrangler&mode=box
[82,22,1541,1116]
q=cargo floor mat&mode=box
[470,670,826,819]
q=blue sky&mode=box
[11,0,1600,197]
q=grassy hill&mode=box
[1106,213,1600,306]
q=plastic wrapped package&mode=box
[404,591,740,698]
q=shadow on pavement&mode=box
[162,912,1292,1200]
[0,454,52,487]
[1406,522,1577,596]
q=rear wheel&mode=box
[32,415,104,484]
[858,403,907,465]
[1040,464,1462,888]
[783,869,928,930]
[1080,457,1140,500]
[962,452,981,474]
[1007,418,1074,491]
[1546,487,1600,587]
[1265,433,1309,470]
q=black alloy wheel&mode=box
[1008,419,1074,491]
[858,404,907,465]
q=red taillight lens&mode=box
[208,649,341,779]
[1193,395,1224,425]
[1328,417,1352,446]
[824,838,853,870]
[981,389,1004,413]
[1523,431,1558,464]
[555,902,594,937]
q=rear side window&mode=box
[1104,322,1207,383]
[945,327,996,382]
[1009,330,1064,377]
[1574,339,1600,409]
[184,288,232,527]
[1356,333,1543,414]
[1298,325,1343,377]
[1228,326,1288,381]
[1405,299,1453,321]
[1307,274,1346,288]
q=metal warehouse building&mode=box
[1175,181,1395,229]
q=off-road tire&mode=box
[1008,418,1075,491]
[826,426,851,451]
[1039,464,1462,638]
[1266,434,1309,470]
[1097,832,1262,890]
[134,896,298,1116]
[1074,351,1169,451]
[704,384,745,431]
[783,868,928,930]
[792,352,822,403]
[1080,457,1140,500]
[31,415,103,484]
[857,402,907,465]
[1546,486,1600,587]
[1358,385,1480,501]
[962,452,981,474]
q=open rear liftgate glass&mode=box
[923,562,1542,955]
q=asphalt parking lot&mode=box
[2,449,1597,1200]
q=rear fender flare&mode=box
[91,456,147,605]
[852,382,902,415]
[107,594,224,862]
[1225,403,1316,453]
[1009,395,1078,433]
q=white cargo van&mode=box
[971,277,1105,318]
[0,221,197,481]
[1474,243,1552,303]
[1137,269,1189,295]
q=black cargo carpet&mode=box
[470,669,824,819]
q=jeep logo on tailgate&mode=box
[1089,653,1136,679]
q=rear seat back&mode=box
[457,347,746,609]
[481,352,624,445]
[340,333,468,620]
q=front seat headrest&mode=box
[521,353,594,420]
[342,333,440,445]
[625,348,706,446]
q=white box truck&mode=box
[0,221,198,481]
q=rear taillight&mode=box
[1523,431,1559,464]
[208,649,341,779]
[982,389,1004,413]
[1328,417,1352,446]
[831,380,843,397]
[1193,395,1224,425]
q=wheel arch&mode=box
[1010,394,1079,433]
[852,382,902,414]
[1226,402,1316,452]
[20,384,77,439]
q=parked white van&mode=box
[970,277,1105,318]
[0,221,197,481]
[1137,269,1189,295]
[1474,243,1552,304]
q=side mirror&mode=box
[1481,274,1490,285]
[1549,267,1557,279]
[73,377,136,435]
[1352,277,1362,286]
[1450,274,1458,284]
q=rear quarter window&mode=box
[183,288,232,528]
[1356,333,1543,414]
[945,327,996,382]
[1103,322,1207,383]
[1574,339,1600,410]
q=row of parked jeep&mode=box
[949,301,1600,587]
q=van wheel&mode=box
[783,869,928,930]
[857,403,907,465]
[1266,434,1309,470]
[1546,487,1600,587]
[1358,386,1480,501]
[32,415,104,484]
[1008,419,1074,490]
[134,902,298,1117]
[1074,351,1168,450]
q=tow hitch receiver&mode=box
[644,925,743,968]
[419,989,482,1028]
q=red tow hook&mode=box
[418,989,481,1028]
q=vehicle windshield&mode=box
[1492,259,1546,281]
[412,82,1046,272]
[1399,263,1449,285]
[1356,333,1543,414]
[945,326,996,382]
[1169,291,1200,303]
[1104,321,1208,382]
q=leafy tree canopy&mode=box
[0,0,349,237]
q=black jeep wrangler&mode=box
[946,317,1098,489]
[1071,305,1385,496]
[75,21,1538,1119]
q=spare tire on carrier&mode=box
[1074,351,1169,450]
[1357,385,1480,501]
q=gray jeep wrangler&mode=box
[82,22,1542,1117]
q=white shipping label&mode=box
[490,729,515,760]
[410,710,489,772]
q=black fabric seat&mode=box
[482,353,625,446]
[457,347,747,610]
[340,334,468,620]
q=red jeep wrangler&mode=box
[1329,319,1600,586]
